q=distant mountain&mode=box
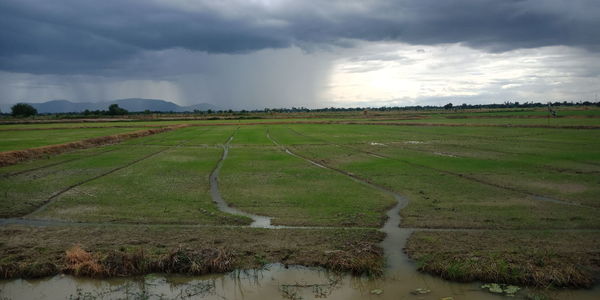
[16,99,220,113]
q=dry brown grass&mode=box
[61,246,233,277]
[64,245,104,277]
[101,248,149,277]
[63,245,233,277]
[405,231,600,288]
[158,248,233,274]
[325,241,384,276]
[0,225,383,279]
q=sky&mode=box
[1,0,600,110]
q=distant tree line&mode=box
[82,104,129,116]
[2,100,599,118]
[257,101,599,113]
[1,103,130,118]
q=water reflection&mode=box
[2,263,598,299]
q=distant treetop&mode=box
[11,103,37,117]
[108,104,128,115]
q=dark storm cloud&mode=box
[0,0,598,74]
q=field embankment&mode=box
[0,225,382,279]
[406,230,600,288]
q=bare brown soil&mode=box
[0,126,185,167]
[0,225,383,279]
[405,231,600,288]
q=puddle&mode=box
[433,152,457,158]
[0,264,511,300]
[531,195,589,208]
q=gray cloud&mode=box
[0,47,334,110]
[1,0,599,75]
[1,0,599,109]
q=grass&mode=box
[32,147,249,225]
[0,224,383,279]
[0,109,599,287]
[0,126,248,224]
[0,127,149,152]
[281,124,600,229]
[221,143,393,227]
[119,125,237,146]
[405,230,600,287]
[0,145,161,218]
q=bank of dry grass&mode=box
[0,225,384,279]
[405,231,600,288]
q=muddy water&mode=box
[4,264,597,300]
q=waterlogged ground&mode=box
[1,110,599,299]
[2,265,600,300]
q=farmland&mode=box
[0,127,151,152]
[0,107,599,298]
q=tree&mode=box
[444,103,453,110]
[108,104,128,115]
[11,103,37,117]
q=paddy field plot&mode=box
[0,112,599,287]
[282,124,600,229]
[220,128,393,227]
